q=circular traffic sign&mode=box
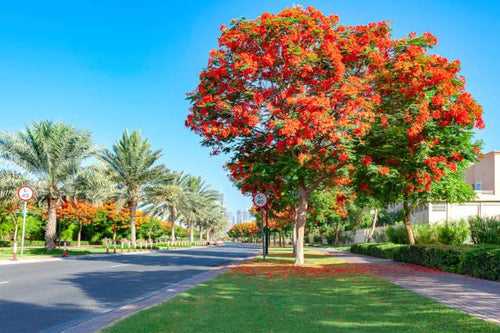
[17,186,34,202]
[253,192,268,208]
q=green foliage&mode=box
[351,242,500,281]
[394,245,464,272]
[468,216,500,245]
[436,221,469,246]
[350,242,406,259]
[430,167,476,203]
[414,224,438,244]
[386,223,409,244]
[60,223,78,242]
[386,221,469,245]
[377,209,403,226]
[460,246,500,281]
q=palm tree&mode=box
[0,121,92,249]
[144,171,186,241]
[100,130,166,248]
[181,176,220,243]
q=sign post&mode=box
[17,186,34,257]
[253,192,269,260]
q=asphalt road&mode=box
[0,244,258,333]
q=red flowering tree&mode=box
[186,6,392,264]
[57,200,97,247]
[227,221,260,242]
[354,33,483,244]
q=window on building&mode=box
[473,182,482,191]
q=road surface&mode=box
[0,244,258,333]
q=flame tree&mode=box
[353,33,483,244]
[186,7,392,264]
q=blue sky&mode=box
[0,1,498,217]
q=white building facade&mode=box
[412,151,500,224]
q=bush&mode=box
[351,242,406,259]
[414,224,438,245]
[0,240,11,247]
[436,221,469,246]
[460,246,500,280]
[394,244,464,272]
[386,223,409,244]
[469,216,500,245]
[350,242,500,281]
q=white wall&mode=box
[428,201,500,223]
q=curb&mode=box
[0,246,210,266]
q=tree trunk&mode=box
[45,197,57,250]
[170,206,176,241]
[334,225,341,244]
[129,201,137,248]
[295,186,309,265]
[206,229,210,242]
[189,223,194,243]
[77,221,83,248]
[292,223,297,254]
[12,217,19,260]
[367,208,379,242]
[199,226,203,241]
[403,201,416,245]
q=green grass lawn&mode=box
[102,249,500,333]
[0,246,109,260]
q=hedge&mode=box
[351,242,500,281]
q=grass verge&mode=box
[102,248,500,333]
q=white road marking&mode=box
[111,264,129,268]
[0,281,9,285]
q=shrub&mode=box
[460,246,500,280]
[469,216,500,245]
[351,242,406,259]
[0,240,10,247]
[350,242,500,281]
[386,223,409,244]
[394,244,464,272]
[414,224,438,244]
[436,221,469,246]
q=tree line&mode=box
[0,121,228,250]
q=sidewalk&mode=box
[328,249,500,324]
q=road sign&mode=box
[17,186,34,202]
[253,192,268,208]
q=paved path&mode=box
[0,244,258,333]
[328,249,500,324]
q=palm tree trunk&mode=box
[170,206,176,241]
[189,223,194,243]
[45,197,57,250]
[295,186,309,265]
[129,201,137,248]
[77,221,82,248]
[199,226,203,241]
